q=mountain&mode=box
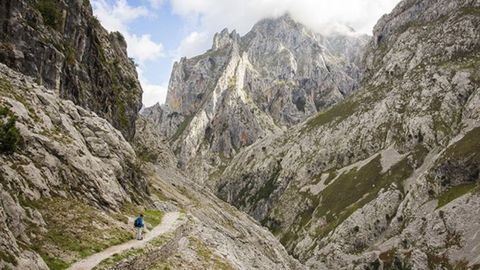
[0,64,301,269]
[0,1,301,269]
[0,62,148,269]
[0,0,142,140]
[217,0,480,268]
[142,14,368,184]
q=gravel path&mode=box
[68,211,181,270]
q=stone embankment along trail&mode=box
[68,211,181,270]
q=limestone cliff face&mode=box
[0,63,302,269]
[0,0,142,140]
[0,63,148,269]
[143,15,368,183]
[217,0,480,268]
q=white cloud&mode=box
[174,31,210,58]
[170,0,402,35]
[137,67,169,106]
[142,81,169,107]
[92,0,164,63]
[92,0,148,32]
[149,0,164,9]
[125,33,165,62]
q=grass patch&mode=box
[170,115,193,142]
[188,237,234,270]
[42,257,70,270]
[0,106,22,155]
[64,45,76,65]
[27,198,132,269]
[0,250,17,266]
[94,247,146,270]
[437,183,477,209]
[120,203,164,229]
[292,148,426,241]
[303,99,358,132]
[143,210,164,227]
[442,127,480,162]
[36,0,63,31]
[135,144,159,163]
[248,161,282,205]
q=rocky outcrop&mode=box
[0,0,142,140]
[0,62,304,269]
[129,117,305,269]
[0,63,148,269]
[217,0,480,268]
[144,14,368,183]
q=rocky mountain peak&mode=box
[216,0,480,268]
[144,14,368,184]
[212,28,240,50]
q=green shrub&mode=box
[0,106,21,155]
[36,0,62,30]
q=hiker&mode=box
[134,214,145,240]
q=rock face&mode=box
[0,62,303,270]
[0,0,142,140]
[216,0,480,268]
[131,121,304,269]
[143,14,368,183]
[0,63,148,269]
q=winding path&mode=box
[68,211,181,270]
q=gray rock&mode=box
[144,14,368,186]
[0,0,142,140]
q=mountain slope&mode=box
[0,0,142,140]
[143,15,368,183]
[217,0,480,268]
[0,63,302,270]
[0,63,149,269]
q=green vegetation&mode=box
[188,237,234,270]
[170,115,193,142]
[120,203,164,229]
[36,0,63,31]
[228,76,237,89]
[42,257,70,270]
[248,162,281,205]
[83,0,91,7]
[303,99,359,132]
[143,210,164,227]
[458,7,480,16]
[289,147,427,242]
[437,183,477,209]
[0,250,17,267]
[135,144,159,163]
[0,106,21,155]
[95,234,171,270]
[94,247,146,270]
[26,198,133,270]
[426,252,469,270]
[442,127,480,162]
[64,45,76,65]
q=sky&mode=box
[91,0,402,107]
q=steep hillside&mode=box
[217,0,480,268]
[0,63,149,269]
[0,0,142,140]
[143,14,367,183]
[0,63,302,270]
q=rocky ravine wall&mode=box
[143,15,368,185]
[217,0,480,268]
[0,63,148,269]
[0,0,142,140]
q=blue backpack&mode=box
[134,217,141,227]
